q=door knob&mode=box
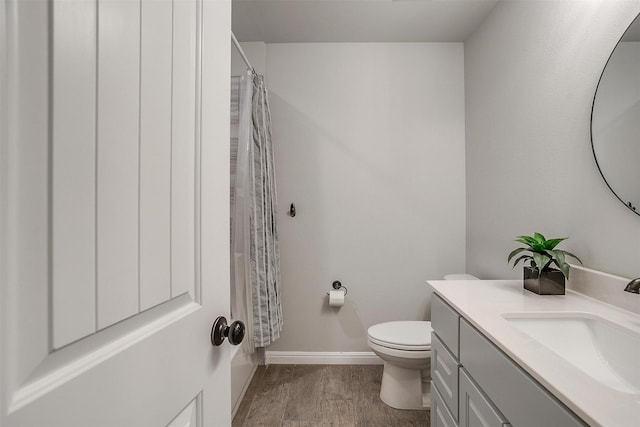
[211,316,245,346]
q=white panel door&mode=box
[0,0,233,426]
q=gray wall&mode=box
[266,43,466,352]
[231,41,266,76]
[465,0,640,280]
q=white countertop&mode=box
[427,279,640,427]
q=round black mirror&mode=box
[591,13,640,216]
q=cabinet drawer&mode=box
[432,294,460,356]
[460,320,586,427]
[432,332,461,421]
[432,382,459,427]
[459,368,510,427]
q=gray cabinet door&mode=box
[459,369,510,427]
[432,383,459,427]
[432,332,461,420]
[459,319,587,427]
[432,294,460,356]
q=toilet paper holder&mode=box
[327,280,348,296]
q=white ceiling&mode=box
[232,0,501,43]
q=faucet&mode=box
[624,278,640,294]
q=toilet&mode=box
[367,274,478,410]
[368,321,432,410]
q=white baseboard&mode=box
[265,351,383,365]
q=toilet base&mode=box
[379,362,431,410]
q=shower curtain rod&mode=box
[231,31,256,74]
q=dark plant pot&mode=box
[523,267,565,295]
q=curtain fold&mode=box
[231,72,282,349]
[231,73,254,349]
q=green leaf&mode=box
[531,242,546,252]
[561,250,583,265]
[532,252,550,272]
[508,247,528,262]
[544,238,567,250]
[515,235,535,242]
[533,232,546,243]
[555,261,570,279]
[516,235,538,247]
[547,250,565,265]
[511,254,532,268]
[517,235,546,252]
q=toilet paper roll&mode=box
[328,290,345,307]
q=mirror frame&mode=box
[590,12,640,217]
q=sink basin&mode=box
[501,312,640,394]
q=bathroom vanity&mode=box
[428,279,640,427]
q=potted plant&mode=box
[508,232,582,295]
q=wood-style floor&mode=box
[233,365,430,427]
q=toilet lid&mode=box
[367,321,432,351]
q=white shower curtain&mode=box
[231,72,283,349]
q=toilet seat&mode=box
[367,321,432,351]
